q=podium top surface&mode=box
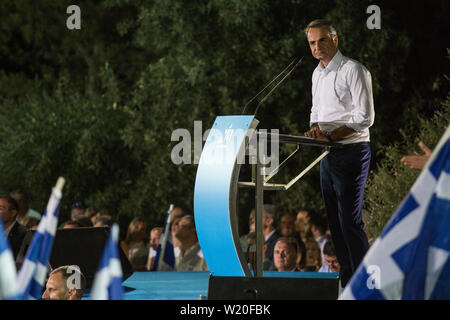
[257,131,344,148]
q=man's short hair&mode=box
[309,214,328,235]
[0,194,19,211]
[64,220,82,228]
[263,204,275,219]
[276,237,300,253]
[94,215,113,227]
[323,239,337,257]
[50,265,86,299]
[304,19,337,37]
[180,214,196,229]
[151,227,163,234]
[10,189,29,202]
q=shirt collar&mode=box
[4,220,16,237]
[316,50,343,74]
[265,229,276,242]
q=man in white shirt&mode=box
[146,227,162,271]
[10,189,42,223]
[173,215,208,271]
[304,19,374,287]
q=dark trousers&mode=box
[320,144,371,287]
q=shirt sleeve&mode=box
[309,71,319,127]
[346,63,375,132]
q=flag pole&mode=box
[156,204,174,270]
[55,177,66,192]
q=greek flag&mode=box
[340,126,450,300]
[0,218,18,300]
[16,177,65,300]
[152,205,175,271]
[91,223,124,300]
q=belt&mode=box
[337,141,370,148]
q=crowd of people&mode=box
[1,187,340,277]
[239,204,340,274]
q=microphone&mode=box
[241,56,304,116]
[253,56,304,117]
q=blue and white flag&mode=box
[16,177,65,300]
[91,223,124,300]
[152,205,176,271]
[341,126,450,300]
[0,218,18,300]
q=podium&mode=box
[193,115,342,299]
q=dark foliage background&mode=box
[0,0,448,236]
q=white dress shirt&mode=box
[310,50,375,144]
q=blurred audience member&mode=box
[305,239,322,271]
[309,214,329,270]
[42,265,86,300]
[90,208,113,225]
[240,209,255,252]
[10,189,42,223]
[63,220,83,229]
[169,206,185,257]
[262,204,280,270]
[319,239,340,273]
[296,209,311,243]
[296,237,308,271]
[84,207,97,223]
[125,217,149,271]
[0,194,27,260]
[63,215,93,229]
[280,212,297,237]
[171,216,182,258]
[93,215,113,228]
[70,202,87,220]
[147,227,163,271]
[245,231,257,270]
[170,206,185,222]
[173,215,208,271]
[22,216,40,230]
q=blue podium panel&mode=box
[194,115,256,277]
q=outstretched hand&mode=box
[400,141,432,170]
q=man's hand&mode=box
[305,125,326,138]
[401,141,432,170]
[304,125,329,141]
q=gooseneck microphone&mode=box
[241,56,304,116]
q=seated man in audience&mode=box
[271,237,300,272]
[309,214,329,270]
[42,265,86,300]
[173,215,208,271]
[147,227,162,271]
[0,194,28,261]
[319,239,341,273]
[63,215,93,229]
[239,209,255,252]
[93,215,114,228]
[295,209,311,243]
[125,217,149,271]
[262,204,280,270]
[10,189,42,223]
[70,202,87,220]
